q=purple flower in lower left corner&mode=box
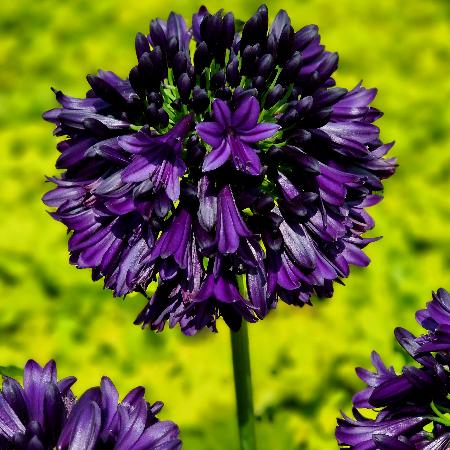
[0,359,181,450]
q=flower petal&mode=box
[196,122,225,147]
[229,136,261,176]
[202,139,231,172]
[212,99,232,127]
[232,96,260,130]
[239,123,280,144]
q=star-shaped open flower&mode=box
[196,96,279,175]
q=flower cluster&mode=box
[0,360,181,449]
[43,5,396,334]
[336,288,450,449]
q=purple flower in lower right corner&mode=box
[0,359,181,450]
[336,288,450,450]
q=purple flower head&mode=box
[336,288,450,450]
[0,360,181,450]
[44,5,396,334]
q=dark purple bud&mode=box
[293,24,319,51]
[280,51,302,82]
[233,87,259,103]
[317,52,339,82]
[296,95,314,115]
[187,64,196,80]
[148,91,163,107]
[158,108,169,128]
[138,52,157,88]
[256,54,274,78]
[86,74,125,105]
[177,73,192,103]
[173,51,188,80]
[279,108,299,126]
[145,103,159,126]
[215,86,232,100]
[241,44,259,75]
[192,86,209,113]
[201,13,222,50]
[149,20,167,50]
[264,84,285,109]
[270,9,291,40]
[199,13,212,41]
[135,32,150,60]
[222,12,235,49]
[211,70,226,90]
[252,76,265,92]
[277,24,295,63]
[129,66,145,98]
[192,5,209,41]
[194,41,211,73]
[137,52,152,75]
[210,11,223,46]
[150,46,167,79]
[267,33,277,58]
[166,36,179,64]
[226,57,240,87]
[257,5,269,34]
[240,15,260,49]
[313,87,347,108]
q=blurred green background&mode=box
[0,0,449,448]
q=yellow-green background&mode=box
[0,0,449,448]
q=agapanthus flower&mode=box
[43,5,396,334]
[336,288,450,449]
[0,359,181,450]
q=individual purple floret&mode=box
[197,96,279,175]
[0,359,181,450]
[43,5,396,334]
[336,288,450,450]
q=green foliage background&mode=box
[0,0,449,448]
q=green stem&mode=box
[230,320,257,450]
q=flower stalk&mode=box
[230,320,257,450]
